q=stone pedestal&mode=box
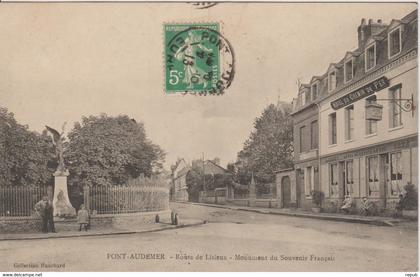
[53,170,76,218]
[248,173,256,207]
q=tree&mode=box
[185,158,233,202]
[0,107,56,186]
[185,166,203,202]
[235,102,293,184]
[65,114,165,188]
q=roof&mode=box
[204,160,231,175]
[293,9,417,113]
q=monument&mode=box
[46,124,76,218]
[248,172,256,207]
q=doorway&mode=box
[281,176,291,208]
[296,169,304,208]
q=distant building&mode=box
[171,159,190,201]
[192,158,228,175]
[289,10,418,213]
[288,82,320,209]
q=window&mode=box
[310,120,318,150]
[367,156,379,197]
[329,113,337,145]
[305,166,314,196]
[329,163,339,197]
[328,71,336,92]
[365,44,376,71]
[390,152,403,196]
[298,91,304,107]
[311,82,318,100]
[345,105,354,141]
[299,126,306,153]
[344,59,353,83]
[305,88,311,104]
[366,96,378,135]
[390,85,402,128]
[388,27,402,58]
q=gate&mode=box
[281,176,291,208]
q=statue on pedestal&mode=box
[46,123,76,218]
[45,124,66,174]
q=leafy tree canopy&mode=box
[235,102,293,184]
[0,107,56,186]
[66,114,165,187]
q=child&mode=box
[77,204,90,231]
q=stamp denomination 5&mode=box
[164,23,235,95]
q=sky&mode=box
[0,2,416,169]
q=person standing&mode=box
[44,200,56,233]
[77,204,89,231]
[35,196,56,233]
[34,196,48,233]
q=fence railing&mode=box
[0,186,49,217]
[86,185,169,214]
[256,193,276,199]
[234,193,249,199]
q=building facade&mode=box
[289,84,320,209]
[171,158,190,201]
[291,10,418,214]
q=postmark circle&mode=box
[165,25,235,95]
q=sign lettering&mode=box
[331,76,390,110]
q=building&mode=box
[290,10,418,214]
[171,158,190,201]
[287,82,321,209]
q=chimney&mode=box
[212,158,220,166]
[358,18,387,49]
[358,18,367,49]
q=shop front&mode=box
[320,135,418,214]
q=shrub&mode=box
[310,190,324,207]
[402,183,418,210]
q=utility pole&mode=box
[202,152,206,192]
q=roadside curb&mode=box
[173,201,408,227]
[0,220,205,241]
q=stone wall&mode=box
[0,217,42,233]
[111,210,171,227]
[0,210,171,234]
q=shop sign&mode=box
[365,103,383,121]
[331,76,389,110]
[322,137,417,164]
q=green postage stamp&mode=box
[164,23,235,95]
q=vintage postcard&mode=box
[0,1,418,274]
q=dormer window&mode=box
[344,59,354,83]
[298,91,304,107]
[365,43,376,71]
[305,88,311,104]
[328,71,336,92]
[388,27,402,58]
[311,82,319,100]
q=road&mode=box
[0,202,418,271]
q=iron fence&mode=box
[0,186,49,217]
[234,193,249,199]
[86,185,169,214]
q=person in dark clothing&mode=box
[44,200,56,233]
[394,193,404,218]
[35,196,49,233]
[35,196,56,233]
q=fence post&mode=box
[84,185,90,211]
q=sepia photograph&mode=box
[0,1,418,274]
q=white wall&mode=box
[319,58,418,157]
